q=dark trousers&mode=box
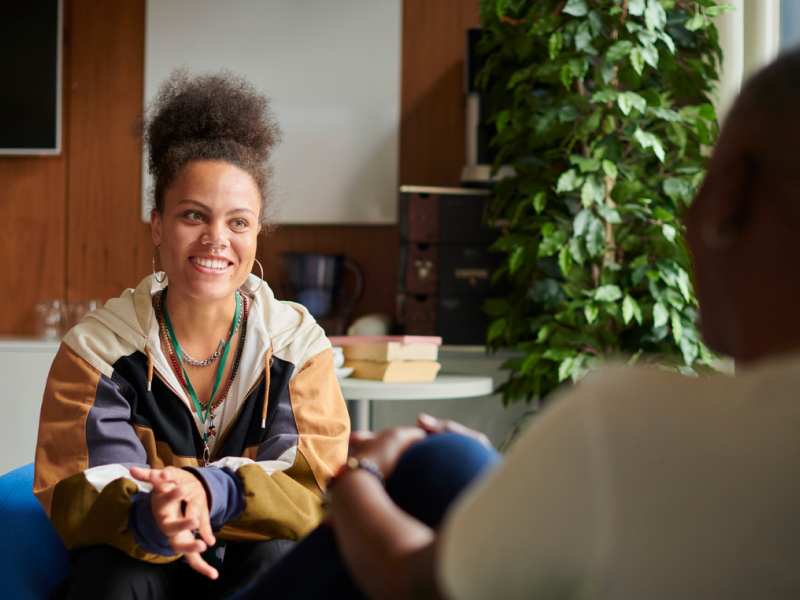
[234,432,502,600]
[51,535,296,600]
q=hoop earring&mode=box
[249,258,264,293]
[152,246,167,283]
[241,259,264,294]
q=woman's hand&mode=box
[129,466,219,579]
[416,413,493,449]
[348,427,427,480]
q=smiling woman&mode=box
[33,71,350,600]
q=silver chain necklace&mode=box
[180,293,242,367]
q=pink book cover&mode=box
[327,335,443,346]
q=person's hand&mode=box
[129,466,219,579]
[416,413,493,449]
[347,426,427,480]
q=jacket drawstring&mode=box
[262,347,273,428]
[145,346,154,392]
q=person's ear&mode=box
[151,210,163,247]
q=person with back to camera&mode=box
[33,70,351,599]
[236,49,800,600]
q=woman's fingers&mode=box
[184,551,219,580]
[183,496,215,547]
[158,515,200,537]
[170,529,207,554]
[417,413,493,448]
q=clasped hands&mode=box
[129,465,219,580]
[348,413,493,480]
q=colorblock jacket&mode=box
[34,274,350,563]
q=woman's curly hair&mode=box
[142,69,281,232]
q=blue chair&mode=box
[0,464,70,599]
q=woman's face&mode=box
[151,160,262,303]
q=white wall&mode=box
[142,0,401,225]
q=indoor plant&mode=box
[478,0,732,404]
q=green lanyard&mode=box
[162,290,241,443]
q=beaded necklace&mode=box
[154,288,248,464]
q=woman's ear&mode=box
[150,210,163,247]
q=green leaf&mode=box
[538,230,567,257]
[705,4,736,17]
[630,254,649,269]
[529,14,561,35]
[651,107,681,122]
[533,191,547,214]
[569,236,586,265]
[618,93,632,116]
[606,40,633,62]
[509,245,525,273]
[569,57,589,79]
[653,301,669,328]
[520,352,540,375]
[560,64,573,89]
[591,89,618,103]
[622,294,643,325]
[558,357,575,382]
[630,47,644,75]
[595,284,622,302]
[698,103,716,121]
[558,244,573,276]
[658,31,675,53]
[584,302,599,324]
[634,128,665,162]
[680,337,699,365]
[685,11,705,31]
[573,209,593,236]
[542,348,576,361]
[586,218,606,256]
[529,279,564,309]
[570,155,601,173]
[581,178,596,208]
[488,317,506,342]
[645,0,667,31]
[597,204,621,223]
[506,69,531,90]
[563,0,589,17]
[556,169,583,193]
[628,0,646,16]
[602,159,618,180]
[670,307,683,343]
[548,31,563,59]
[662,224,677,242]
[496,109,511,134]
[626,91,647,113]
[574,20,595,53]
[495,0,508,19]
[640,43,659,68]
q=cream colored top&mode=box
[438,355,800,600]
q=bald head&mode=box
[686,49,800,362]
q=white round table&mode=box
[338,374,495,431]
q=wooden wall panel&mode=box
[400,0,482,187]
[0,158,67,334]
[66,0,151,302]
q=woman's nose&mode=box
[202,223,229,251]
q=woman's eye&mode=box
[231,219,248,229]
[186,211,204,221]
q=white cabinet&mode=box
[0,339,60,474]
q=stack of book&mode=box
[327,335,442,382]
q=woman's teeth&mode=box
[191,257,229,270]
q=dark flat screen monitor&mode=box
[0,0,63,155]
